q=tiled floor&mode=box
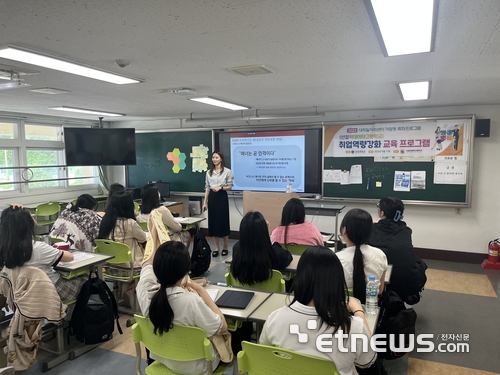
[6,241,500,374]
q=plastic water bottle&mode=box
[365,275,379,314]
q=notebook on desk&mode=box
[216,290,255,309]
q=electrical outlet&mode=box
[456,208,461,215]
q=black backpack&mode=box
[70,272,122,344]
[191,233,211,277]
[376,291,417,360]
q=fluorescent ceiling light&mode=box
[366,0,437,56]
[189,96,250,110]
[0,44,141,84]
[0,81,30,90]
[49,106,124,117]
[398,81,430,101]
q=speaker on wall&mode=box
[475,119,490,138]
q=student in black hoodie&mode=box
[369,197,427,305]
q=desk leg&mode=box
[96,265,104,280]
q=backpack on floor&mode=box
[376,291,417,360]
[70,272,122,344]
[191,233,211,277]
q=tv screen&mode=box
[216,128,322,195]
[64,127,136,166]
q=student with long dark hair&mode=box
[137,241,227,374]
[137,183,191,248]
[231,211,292,285]
[104,182,125,211]
[270,198,323,247]
[260,246,376,374]
[50,194,102,252]
[336,209,387,303]
[369,197,427,304]
[98,191,147,268]
[203,151,234,257]
[0,205,86,302]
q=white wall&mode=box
[112,104,500,255]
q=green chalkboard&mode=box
[322,117,473,206]
[127,130,212,192]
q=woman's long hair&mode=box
[104,183,125,211]
[291,246,351,334]
[149,241,191,335]
[231,211,278,285]
[0,206,35,268]
[71,194,97,212]
[140,183,161,215]
[208,151,225,177]
[280,198,306,246]
[98,192,136,240]
[340,208,373,304]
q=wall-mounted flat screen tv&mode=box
[64,127,136,166]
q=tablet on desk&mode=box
[216,290,255,309]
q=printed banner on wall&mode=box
[324,120,469,160]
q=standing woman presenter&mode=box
[203,151,234,257]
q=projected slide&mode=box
[230,130,305,192]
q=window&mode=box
[0,119,99,196]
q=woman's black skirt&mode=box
[208,189,230,237]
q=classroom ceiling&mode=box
[1,0,500,123]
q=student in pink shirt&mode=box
[270,198,323,246]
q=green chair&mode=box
[94,239,141,317]
[35,202,60,228]
[134,201,141,213]
[132,315,228,375]
[237,341,339,375]
[225,269,286,293]
[280,243,310,256]
[138,221,148,231]
[50,237,65,244]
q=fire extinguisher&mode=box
[488,239,500,264]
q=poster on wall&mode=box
[324,120,469,161]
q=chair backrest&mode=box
[94,239,133,264]
[280,243,309,256]
[237,341,339,375]
[35,202,60,216]
[225,269,285,292]
[138,221,148,231]
[132,315,212,362]
[133,201,140,213]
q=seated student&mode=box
[104,182,125,211]
[136,183,191,249]
[98,192,147,269]
[259,246,376,375]
[368,197,427,304]
[0,205,86,303]
[231,211,292,284]
[137,241,227,375]
[50,194,102,252]
[270,198,324,247]
[336,208,387,303]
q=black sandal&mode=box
[221,249,229,256]
[212,250,220,257]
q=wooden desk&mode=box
[174,216,206,226]
[55,251,114,279]
[206,284,271,321]
[161,201,184,216]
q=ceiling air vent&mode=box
[228,64,273,76]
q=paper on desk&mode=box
[174,217,190,223]
[206,288,219,301]
[58,252,95,265]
